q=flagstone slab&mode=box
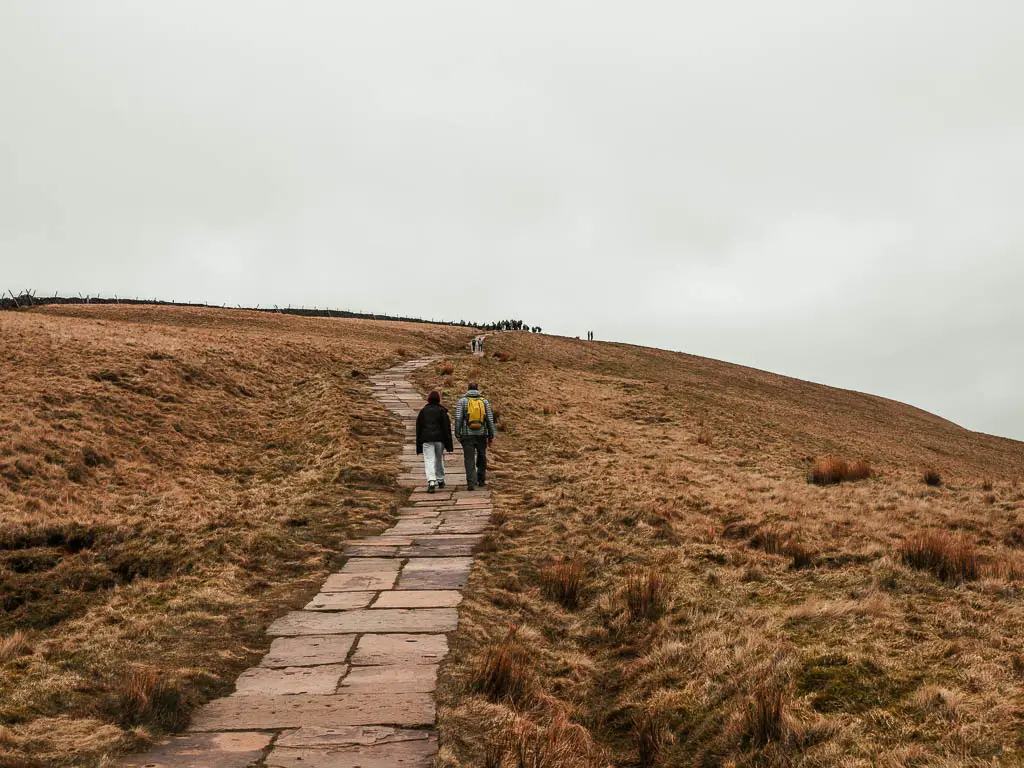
[400,543,476,557]
[265,738,438,767]
[234,664,348,696]
[405,557,474,571]
[355,536,414,546]
[189,693,435,731]
[387,519,441,531]
[412,534,485,545]
[350,634,448,666]
[436,523,489,535]
[395,508,443,519]
[372,590,463,608]
[396,558,473,590]
[268,608,458,636]
[320,572,397,592]
[261,635,356,668]
[397,569,469,590]
[118,732,273,767]
[276,726,432,748]
[343,544,400,557]
[340,558,401,574]
[408,493,450,503]
[304,592,375,611]
[340,664,438,693]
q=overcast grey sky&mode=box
[2,2,1022,439]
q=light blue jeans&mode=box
[422,442,446,484]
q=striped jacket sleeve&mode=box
[453,397,465,439]
[484,399,496,439]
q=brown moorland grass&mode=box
[0,305,470,766]
[415,332,1024,767]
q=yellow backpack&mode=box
[466,397,487,430]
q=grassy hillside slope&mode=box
[0,305,470,766]
[418,333,1024,768]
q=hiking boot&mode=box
[438,480,446,489]
[427,482,436,493]
[477,479,486,487]
[466,484,475,491]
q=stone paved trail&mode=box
[121,356,492,768]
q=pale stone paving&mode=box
[121,355,493,767]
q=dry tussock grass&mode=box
[624,568,671,622]
[632,708,674,767]
[696,425,713,446]
[417,331,1024,767]
[470,629,535,705]
[539,560,585,609]
[808,456,872,485]
[0,305,470,765]
[0,632,32,663]
[900,529,980,582]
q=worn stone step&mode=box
[339,664,438,693]
[372,590,462,608]
[234,664,348,696]
[268,608,458,636]
[304,592,375,611]
[118,732,274,767]
[350,634,448,666]
[189,693,435,730]
[261,635,356,668]
[320,572,397,592]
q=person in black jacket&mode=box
[416,391,454,492]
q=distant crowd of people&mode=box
[472,319,542,333]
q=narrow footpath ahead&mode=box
[122,356,493,767]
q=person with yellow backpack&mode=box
[453,381,495,491]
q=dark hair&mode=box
[427,391,441,404]
[467,382,478,391]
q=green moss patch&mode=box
[798,653,918,714]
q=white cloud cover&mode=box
[2,1,1022,437]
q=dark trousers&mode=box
[461,435,488,487]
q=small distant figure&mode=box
[416,391,454,493]
[454,381,495,491]
[471,338,477,353]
